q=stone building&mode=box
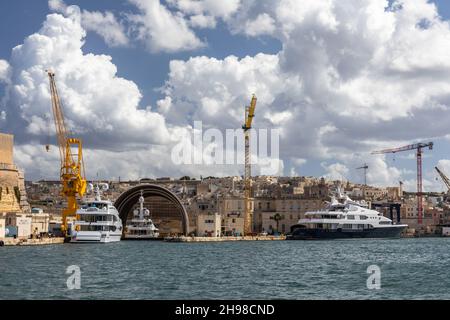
[196,212,221,237]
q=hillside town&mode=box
[10,175,450,239]
[2,132,450,243]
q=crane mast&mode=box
[242,94,257,235]
[47,71,87,235]
[356,163,368,198]
[372,142,433,225]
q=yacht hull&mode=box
[287,225,407,240]
[123,235,161,240]
[70,231,122,243]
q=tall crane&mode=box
[356,163,368,185]
[435,166,450,192]
[356,163,368,198]
[372,142,433,225]
[47,71,87,235]
[242,94,257,235]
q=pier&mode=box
[164,235,286,242]
[1,237,64,246]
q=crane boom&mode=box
[242,95,257,131]
[435,167,450,191]
[371,142,433,154]
[371,142,433,225]
[47,71,87,236]
[242,94,257,235]
[48,71,69,163]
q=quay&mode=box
[1,237,64,246]
[164,235,286,242]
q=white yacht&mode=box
[69,184,123,243]
[287,190,408,240]
[124,190,159,239]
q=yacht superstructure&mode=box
[69,184,122,243]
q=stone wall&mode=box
[0,184,21,213]
[0,132,30,213]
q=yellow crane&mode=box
[242,94,257,235]
[47,71,87,236]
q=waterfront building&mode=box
[196,213,221,237]
[364,187,388,200]
[2,213,32,238]
[23,173,450,237]
[30,209,50,236]
[387,186,403,200]
[218,193,252,235]
[222,213,244,236]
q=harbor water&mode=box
[1,238,449,300]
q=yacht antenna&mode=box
[139,190,145,220]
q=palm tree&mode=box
[270,213,285,234]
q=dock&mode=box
[164,235,286,242]
[1,237,65,246]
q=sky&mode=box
[2,0,450,192]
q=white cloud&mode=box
[166,0,241,30]
[292,158,307,167]
[5,0,450,184]
[155,0,450,185]
[168,0,240,20]
[80,10,129,47]
[321,162,349,181]
[0,59,10,83]
[2,13,177,165]
[189,14,216,29]
[128,0,204,53]
[244,13,276,36]
[48,0,129,47]
[48,0,67,12]
[159,53,283,127]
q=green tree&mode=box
[270,213,285,234]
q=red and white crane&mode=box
[371,142,433,225]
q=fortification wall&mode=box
[0,132,30,213]
[0,133,14,165]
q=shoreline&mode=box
[0,237,65,246]
[164,235,287,242]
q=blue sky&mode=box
[0,0,281,108]
[1,0,450,191]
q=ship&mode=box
[124,190,160,239]
[287,189,407,240]
[69,184,123,243]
